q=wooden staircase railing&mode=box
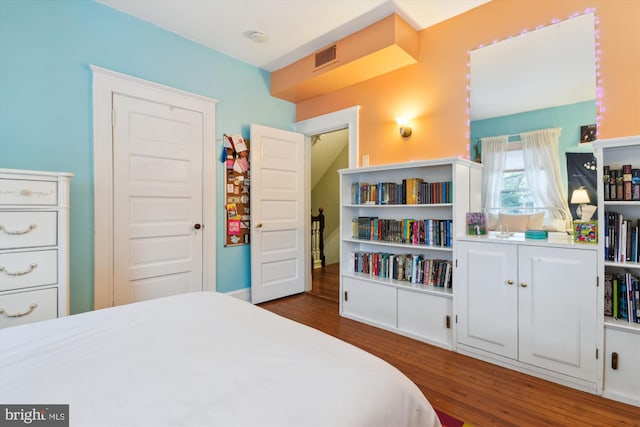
[311,208,325,269]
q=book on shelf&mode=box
[351,216,452,247]
[350,179,453,205]
[623,164,633,201]
[604,163,640,201]
[605,213,639,262]
[603,166,611,201]
[351,251,452,288]
[604,274,613,316]
[605,272,640,324]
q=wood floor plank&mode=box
[260,273,640,426]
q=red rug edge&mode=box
[435,408,465,427]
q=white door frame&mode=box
[91,66,218,309]
[295,106,360,291]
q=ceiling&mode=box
[96,1,595,122]
[96,0,491,72]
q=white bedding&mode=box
[0,292,440,427]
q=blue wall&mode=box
[470,101,597,185]
[0,0,295,313]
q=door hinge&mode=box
[344,291,348,302]
[111,109,116,128]
[445,315,451,329]
[455,259,458,268]
[596,348,599,359]
[596,276,599,287]
[455,314,458,324]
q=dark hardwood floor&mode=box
[261,265,639,426]
[309,262,340,302]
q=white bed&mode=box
[0,291,440,427]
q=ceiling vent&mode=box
[315,45,337,69]
[271,14,419,103]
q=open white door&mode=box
[250,124,305,304]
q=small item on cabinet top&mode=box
[466,212,487,235]
[573,221,598,243]
[525,229,548,240]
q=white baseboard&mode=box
[225,288,251,302]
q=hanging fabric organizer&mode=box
[222,134,250,246]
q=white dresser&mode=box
[0,169,72,328]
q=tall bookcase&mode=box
[338,158,482,349]
[593,136,640,407]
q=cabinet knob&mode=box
[520,282,528,288]
[194,223,202,230]
[506,280,514,285]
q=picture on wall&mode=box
[566,152,597,221]
[580,124,597,143]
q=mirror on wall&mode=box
[469,12,597,221]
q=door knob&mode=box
[257,223,263,228]
[194,223,202,230]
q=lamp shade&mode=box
[570,187,590,204]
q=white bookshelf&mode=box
[593,136,640,407]
[338,158,482,349]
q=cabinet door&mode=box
[518,246,597,381]
[456,241,518,359]
[604,328,640,406]
[397,289,452,349]
[341,276,396,329]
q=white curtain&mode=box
[480,135,509,211]
[520,128,572,230]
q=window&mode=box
[499,143,534,212]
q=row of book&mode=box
[353,251,452,288]
[350,179,453,205]
[605,272,640,324]
[603,165,640,201]
[352,217,452,247]
[604,213,639,262]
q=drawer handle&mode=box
[0,224,37,235]
[0,263,38,276]
[0,303,38,318]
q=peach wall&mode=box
[295,0,640,166]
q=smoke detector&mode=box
[245,31,267,43]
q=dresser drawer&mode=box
[0,178,58,206]
[0,287,57,328]
[0,249,57,292]
[0,211,57,249]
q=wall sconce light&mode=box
[396,117,412,138]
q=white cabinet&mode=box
[603,326,640,406]
[456,239,599,391]
[338,158,482,349]
[456,240,518,358]
[0,169,72,328]
[593,136,640,407]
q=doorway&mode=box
[295,106,360,303]
[309,129,348,301]
[92,66,218,309]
